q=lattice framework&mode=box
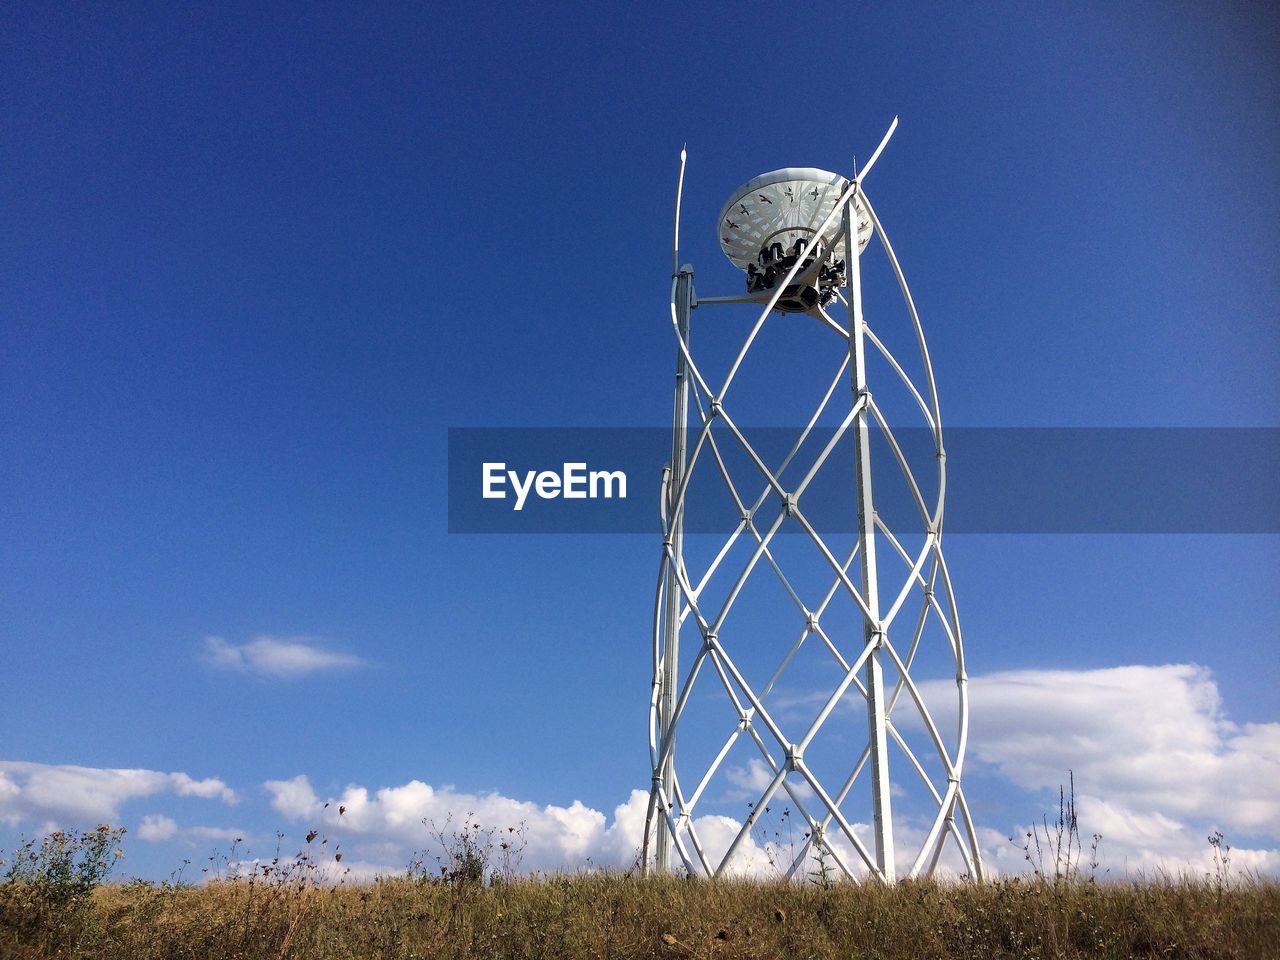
[641,121,985,882]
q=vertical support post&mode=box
[844,180,895,881]
[657,264,693,872]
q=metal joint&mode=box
[786,744,804,771]
[783,492,798,517]
[709,399,723,418]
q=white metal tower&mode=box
[642,120,984,882]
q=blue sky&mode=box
[1,1,1277,880]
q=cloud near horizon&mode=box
[136,814,245,844]
[255,663,1278,879]
[263,775,796,878]
[2,663,1276,878]
[203,635,366,678]
[920,663,1280,875]
[0,761,237,828]
[949,664,1280,834]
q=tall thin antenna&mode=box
[672,145,687,276]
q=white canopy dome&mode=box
[717,167,873,271]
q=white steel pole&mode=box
[657,265,693,872]
[845,172,895,881]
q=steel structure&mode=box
[642,120,984,882]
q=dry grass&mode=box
[2,871,1277,960]
[3,819,1276,958]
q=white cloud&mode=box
[912,664,1280,875]
[170,772,239,802]
[136,814,178,842]
[774,662,1279,876]
[996,793,1280,879]
[260,775,792,879]
[204,635,365,678]
[6,662,1275,880]
[723,758,816,807]
[263,774,622,873]
[257,663,1279,880]
[0,761,237,827]
[954,665,1280,837]
[136,815,244,845]
[724,759,775,801]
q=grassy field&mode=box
[2,824,1277,959]
[3,871,1278,959]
